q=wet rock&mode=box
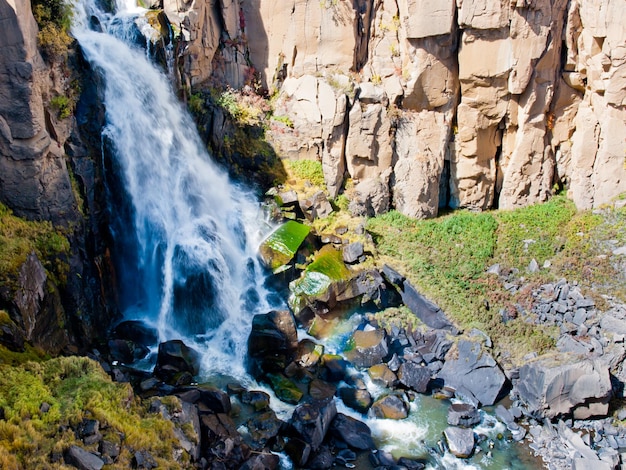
[309,378,336,401]
[398,362,431,393]
[438,339,507,406]
[343,242,364,264]
[240,452,280,470]
[368,363,398,387]
[284,437,311,467]
[329,413,375,450]
[153,340,200,385]
[240,390,270,411]
[443,426,475,458]
[259,220,310,270]
[107,339,149,364]
[267,373,304,404]
[447,403,481,428]
[370,394,409,420]
[339,387,372,414]
[176,384,231,414]
[247,310,298,377]
[516,356,612,419]
[246,410,283,449]
[64,445,104,470]
[321,354,348,382]
[397,457,426,469]
[344,329,389,368]
[296,339,324,369]
[289,398,337,450]
[307,445,334,469]
[111,320,158,347]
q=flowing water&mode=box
[70,3,540,468]
[72,0,277,379]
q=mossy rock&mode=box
[288,245,351,315]
[267,373,303,404]
[259,220,310,271]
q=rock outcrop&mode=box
[164,0,626,218]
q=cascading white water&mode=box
[72,0,276,379]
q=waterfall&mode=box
[72,0,276,379]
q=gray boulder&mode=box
[443,426,475,458]
[342,242,364,264]
[447,403,481,428]
[247,310,299,377]
[438,340,507,406]
[329,413,375,450]
[401,281,456,332]
[516,355,612,419]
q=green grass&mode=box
[285,159,326,188]
[0,356,188,468]
[0,202,70,289]
[366,195,626,364]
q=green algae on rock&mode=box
[259,220,310,271]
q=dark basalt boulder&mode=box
[398,362,431,393]
[342,242,364,264]
[401,281,456,332]
[339,386,372,414]
[240,452,280,470]
[111,320,158,347]
[245,410,283,450]
[175,384,231,414]
[289,398,337,451]
[329,413,375,450]
[247,310,299,378]
[438,340,508,406]
[153,340,200,385]
[64,445,104,470]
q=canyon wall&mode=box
[170,0,626,217]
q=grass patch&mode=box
[0,356,185,468]
[366,195,626,364]
[0,202,70,289]
[284,159,326,188]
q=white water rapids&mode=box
[71,0,276,379]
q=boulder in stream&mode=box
[247,310,299,378]
[153,340,200,385]
[443,426,475,458]
[344,329,389,368]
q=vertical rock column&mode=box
[568,0,626,208]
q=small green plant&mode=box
[50,95,72,119]
[187,92,205,116]
[371,74,382,85]
[389,42,400,57]
[272,115,294,128]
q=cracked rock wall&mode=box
[167,0,626,216]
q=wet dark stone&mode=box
[289,398,337,451]
[153,340,200,385]
[339,387,372,414]
[370,394,409,420]
[329,413,375,450]
[111,320,158,347]
[247,310,299,378]
[447,403,481,428]
[241,390,270,411]
[240,452,279,470]
[176,384,231,414]
[246,410,283,450]
[308,445,334,469]
[284,437,311,467]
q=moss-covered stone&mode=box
[259,220,310,271]
[288,245,351,315]
[267,373,303,404]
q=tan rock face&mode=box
[173,0,626,217]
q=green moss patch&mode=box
[259,220,310,270]
[0,356,185,468]
[0,202,70,290]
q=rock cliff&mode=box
[168,0,626,217]
[0,0,111,351]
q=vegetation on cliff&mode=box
[0,202,69,289]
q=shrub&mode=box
[32,0,73,60]
[49,94,72,119]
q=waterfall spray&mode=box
[71,0,276,380]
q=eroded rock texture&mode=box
[166,0,626,217]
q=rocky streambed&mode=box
[83,196,626,470]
